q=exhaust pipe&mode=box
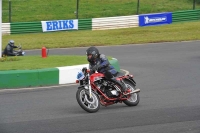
[124,88,140,96]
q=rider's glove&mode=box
[82,67,87,73]
[97,66,102,70]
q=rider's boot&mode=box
[110,77,127,93]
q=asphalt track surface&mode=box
[0,41,200,133]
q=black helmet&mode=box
[8,40,15,46]
[86,46,99,62]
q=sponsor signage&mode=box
[41,20,78,32]
[139,13,172,27]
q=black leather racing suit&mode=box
[3,43,18,56]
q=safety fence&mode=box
[10,22,42,34]
[2,23,10,34]
[172,9,200,23]
[1,9,200,35]
[92,15,138,30]
[78,19,92,30]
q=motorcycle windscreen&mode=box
[77,71,85,80]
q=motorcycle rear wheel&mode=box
[123,80,140,106]
[76,87,100,113]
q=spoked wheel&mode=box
[76,88,100,113]
[123,80,140,106]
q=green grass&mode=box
[0,55,88,71]
[2,0,200,22]
[0,55,113,71]
[2,21,200,50]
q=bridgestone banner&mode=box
[41,20,78,32]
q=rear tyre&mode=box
[123,80,140,106]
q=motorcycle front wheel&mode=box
[76,87,100,113]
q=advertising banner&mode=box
[139,13,172,27]
[41,19,78,32]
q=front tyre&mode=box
[76,87,100,113]
[123,80,140,106]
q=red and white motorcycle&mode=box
[76,67,140,113]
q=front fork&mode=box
[85,74,92,98]
[88,78,92,99]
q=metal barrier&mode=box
[92,15,138,30]
[10,21,42,34]
[1,9,200,34]
[2,23,10,35]
[172,9,200,22]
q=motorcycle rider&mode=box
[85,46,129,94]
[2,40,19,56]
